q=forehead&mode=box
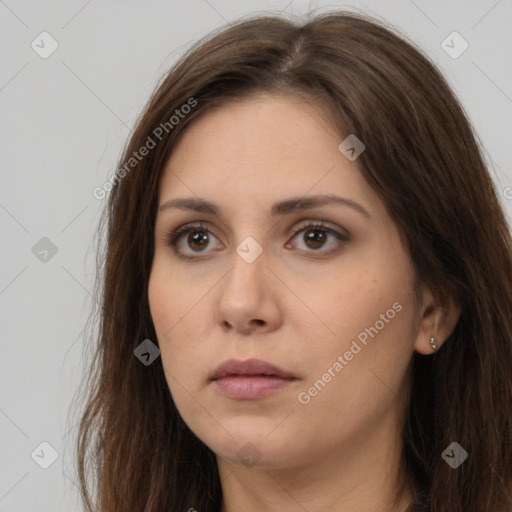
[175,94,339,156]
[159,94,364,196]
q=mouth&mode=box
[211,358,298,400]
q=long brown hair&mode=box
[72,10,512,512]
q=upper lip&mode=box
[211,358,296,380]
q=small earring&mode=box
[430,337,438,352]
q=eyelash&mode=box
[164,221,348,260]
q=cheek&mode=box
[149,256,205,342]
[148,264,212,388]
[300,258,412,344]
[296,259,417,400]
[293,299,416,447]
[149,280,219,442]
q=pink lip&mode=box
[211,358,298,400]
[214,376,295,399]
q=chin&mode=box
[204,425,305,470]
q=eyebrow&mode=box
[158,194,371,219]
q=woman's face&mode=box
[148,93,425,470]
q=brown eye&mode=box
[186,230,210,251]
[165,222,222,259]
[288,222,348,254]
[302,228,328,249]
[166,221,348,260]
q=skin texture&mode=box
[148,94,460,512]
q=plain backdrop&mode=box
[1,1,511,510]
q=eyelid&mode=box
[163,219,349,259]
[290,219,348,238]
[165,221,213,246]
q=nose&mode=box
[215,247,282,335]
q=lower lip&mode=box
[213,376,296,399]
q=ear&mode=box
[414,283,461,355]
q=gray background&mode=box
[1,0,511,510]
